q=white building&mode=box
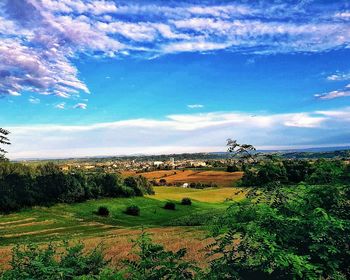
[153,161,164,167]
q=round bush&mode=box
[181,197,192,206]
[125,205,140,216]
[96,206,109,217]
[164,202,176,210]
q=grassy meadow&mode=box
[151,186,246,202]
[0,186,244,268]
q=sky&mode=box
[1,0,350,159]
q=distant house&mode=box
[153,161,164,167]
[83,165,95,170]
[182,183,189,188]
[60,165,69,171]
[190,161,207,167]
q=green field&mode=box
[0,187,244,249]
[151,186,245,202]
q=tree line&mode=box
[0,162,154,213]
[238,158,350,187]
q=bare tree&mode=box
[226,138,257,164]
[0,128,10,161]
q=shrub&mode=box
[96,206,109,217]
[181,197,192,206]
[164,202,176,210]
[226,165,239,172]
[125,205,140,216]
[159,178,167,185]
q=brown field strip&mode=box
[0,220,54,230]
[1,227,68,238]
[0,218,36,226]
[0,227,212,269]
[122,170,243,187]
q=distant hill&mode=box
[278,149,350,159]
[14,146,350,162]
[259,146,350,153]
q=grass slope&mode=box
[0,187,244,247]
[0,187,245,268]
[151,186,245,203]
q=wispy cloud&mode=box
[315,90,350,100]
[29,97,40,104]
[317,71,350,100]
[73,103,87,109]
[1,1,350,99]
[187,104,204,109]
[6,108,350,159]
[334,11,350,19]
[55,102,65,109]
[327,72,350,81]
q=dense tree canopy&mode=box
[239,158,349,187]
[0,162,153,213]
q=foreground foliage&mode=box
[123,232,200,280]
[207,184,350,279]
[2,183,348,280]
[1,242,107,280]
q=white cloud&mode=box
[187,104,204,109]
[283,113,326,128]
[334,11,350,19]
[29,97,40,104]
[163,41,230,53]
[73,103,87,109]
[55,102,65,109]
[6,108,350,159]
[43,0,118,15]
[316,109,350,120]
[327,72,350,81]
[321,72,350,100]
[315,90,350,100]
[1,1,350,99]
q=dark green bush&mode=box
[226,165,239,172]
[181,197,192,206]
[164,202,176,210]
[96,206,109,217]
[125,205,140,216]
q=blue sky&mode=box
[1,0,350,159]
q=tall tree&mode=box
[0,128,10,161]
